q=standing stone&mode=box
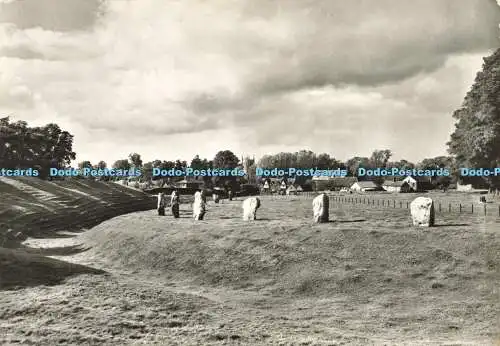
[242,197,261,221]
[193,190,206,220]
[157,192,166,216]
[170,190,180,218]
[213,193,220,203]
[312,193,329,223]
[410,196,435,227]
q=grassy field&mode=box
[1,192,498,345]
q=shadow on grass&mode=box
[0,247,106,291]
[26,226,91,239]
[434,223,470,227]
[329,219,366,223]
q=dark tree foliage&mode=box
[448,48,500,189]
[213,150,240,169]
[0,117,76,178]
[112,159,131,171]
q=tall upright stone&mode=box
[170,190,180,218]
[242,197,261,221]
[193,190,206,220]
[410,196,435,227]
[157,192,166,216]
[312,193,329,223]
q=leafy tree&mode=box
[142,161,154,181]
[448,48,500,189]
[345,156,370,177]
[113,159,131,170]
[190,155,204,170]
[96,160,107,170]
[78,161,92,170]
[128,153,142,168]
[369,149,392,168]
[213,150,239,169]
[0,118,75,178]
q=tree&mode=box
[96,160,107,170]
[369,149,392,168]
[213,150,239,169]
[190,155,204,170]
[295,149,316,168]
[128,153,142,168]
[0,118,75,178]
[113,159,131,171]
[142,161,154,181]
[448,48,500,189]
[78,161,92,170]
[345,156,370,177]
[316,153,332,170]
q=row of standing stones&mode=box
[312,194,435,227]
[160,191,435,226]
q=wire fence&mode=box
[258,192,500,217]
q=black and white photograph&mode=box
[0,0,499,344]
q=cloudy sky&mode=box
[0,0,499,165]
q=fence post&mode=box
[393,200,395,208]
[400,201,402,208]
[484,203,487,216]
[406,201,409,209]
[459,204,462,213]
[449,203,451,212]
[471,203,473,214]
[439,203,441,212]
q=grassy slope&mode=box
[0,177,157,238]
[0,177,156,290]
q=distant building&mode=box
[312,176,358,191]
[350,181,381,192]
[382,180,411,193]
[286,185,297,195]
[176,179,204,189]
[402,176,434,192]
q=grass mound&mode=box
[82,198,499,299]
[0,247,105,290]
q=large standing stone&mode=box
[312,193,329,223]
[242,197,261,221]
[170,191,180,218]
[193,191,206,220]
[157,192,166,216]
[410,197,435,227]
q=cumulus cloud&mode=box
[0,0,499,164]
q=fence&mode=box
[259,192,500,216]
[332,195,500,216]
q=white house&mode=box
[382,180,411,193]
[350,181,380,192]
